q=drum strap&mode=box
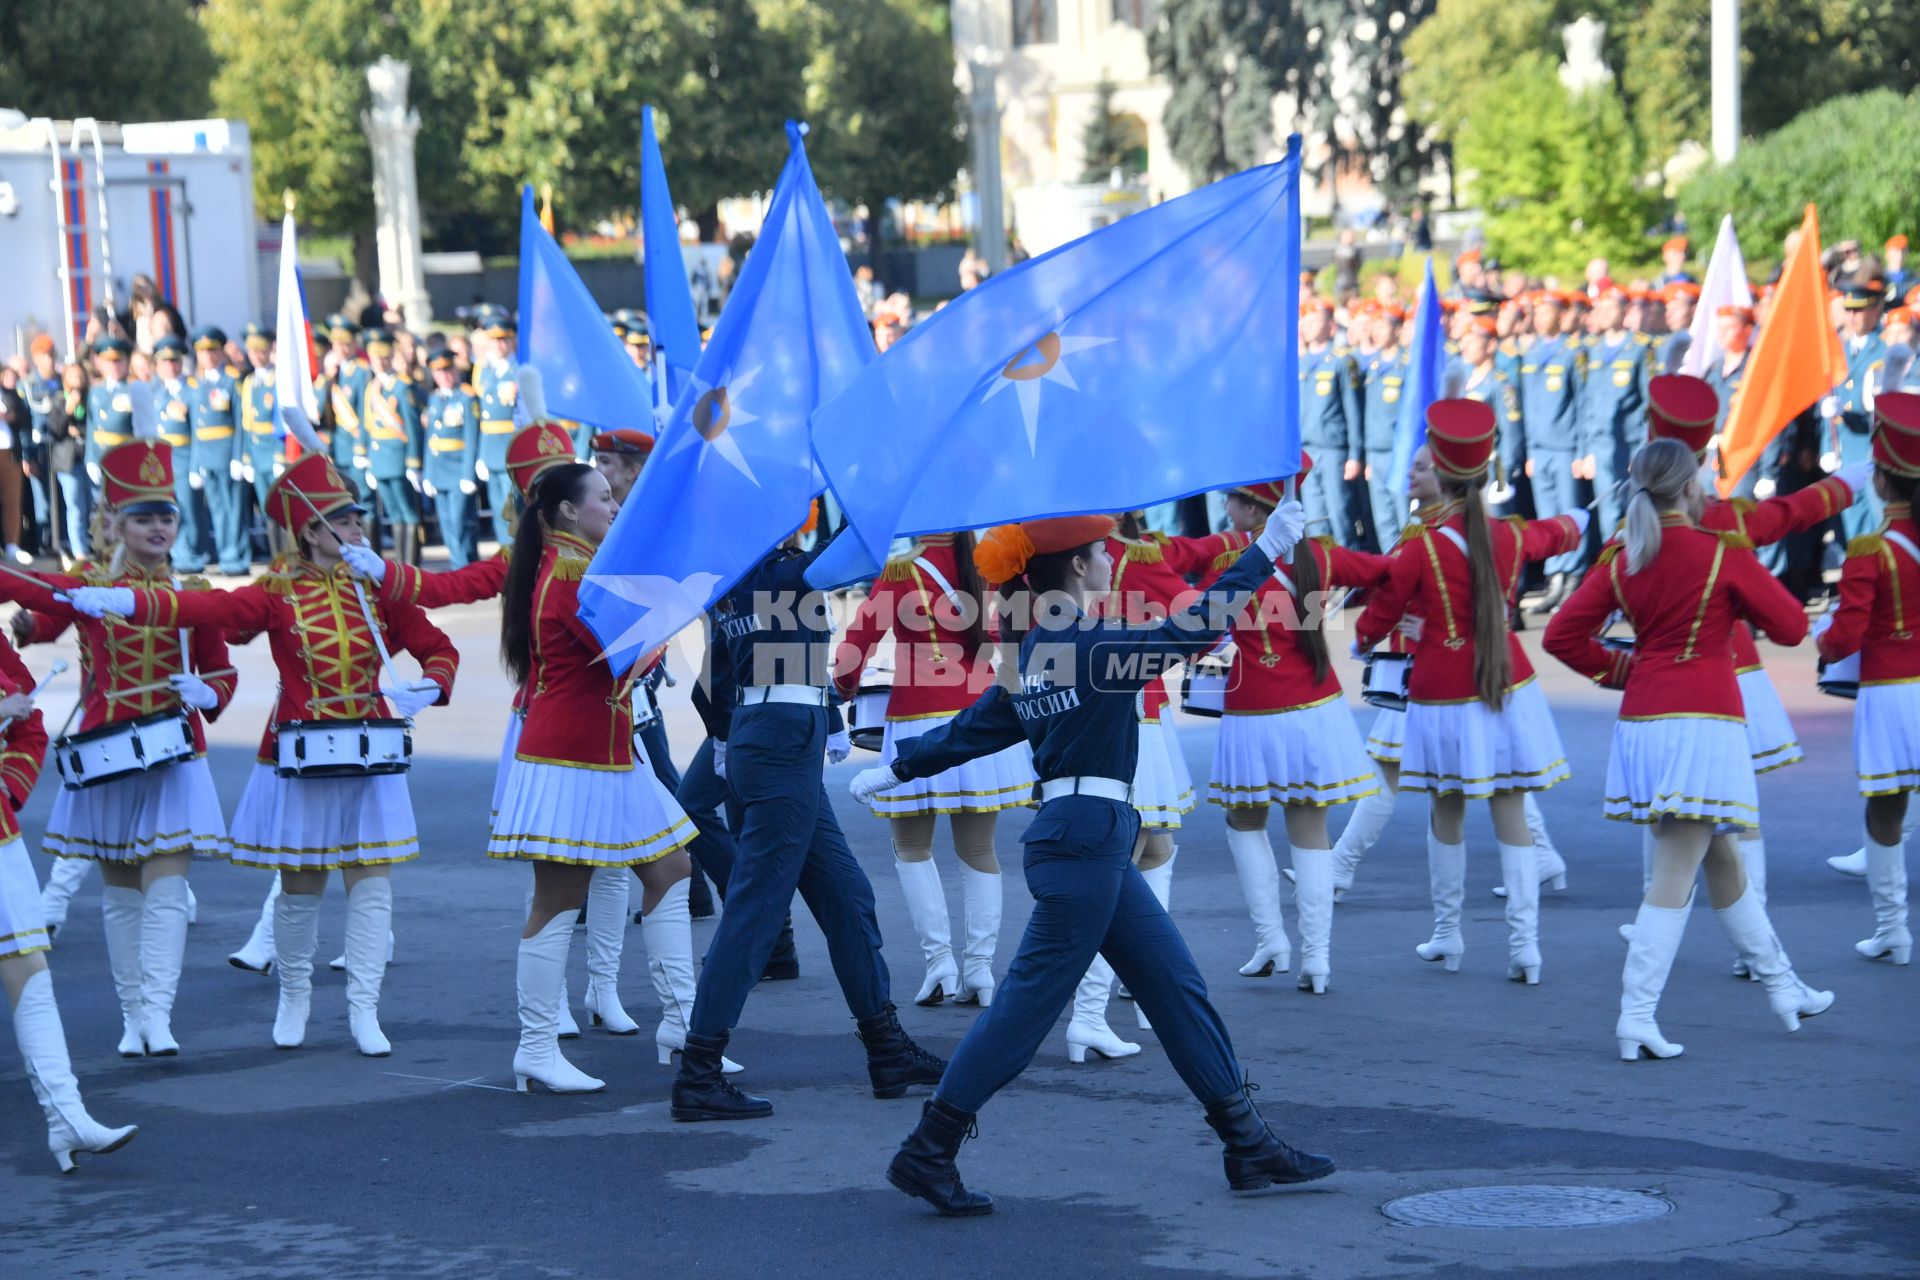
[911,556,960,610]
[1885,530,1920,567]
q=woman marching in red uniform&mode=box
[1208,467,1387,994]
[1353,401,1586,985]
[68,455,457,1057]
[1816,393,1920,969]
[0,633,138,1172]
[1546,438,1832,1057]
[489,461,707,1092]
[4,442,236,1057]
[834,531,1029,1009]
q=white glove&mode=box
[187,469,203,491]
[1820,450,1841,474]
[384,677,442,719]
[352,455,370,470]
[86,462,102,485]
[458,478,478,496]
[241,460,255,484]
[1255,499,1307,561]
[1754,477,1777,501]
[169,671,220,710]
[422,479,437,498]
[826,729,852,764]
[850,764,901,805]
[1396,615,1424,643]
[475,461,490,482]
[406,469,422,491]
[1566,508,1591,538]
[61,586,136,619]
[1819,395,1839,420]
[1836,460,1874,493]
[340,543,388,584]
[711,741,727,779]
[229,459,246,483]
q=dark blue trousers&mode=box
[936,795,1242,1113]
[641,716,733,896]
[688,703,889,1036]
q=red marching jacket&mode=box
[1219,538,1390,713]
[514,531,643,770]
[1101,529,1251,718]
[120,556,459,764]
[1545,517,1809,719]
[0,635,48,842]
[4,561,236,754]
[1817,503,1920,685]
[833,535,997,719]
[1699,474,1855,670]
[1353,504,1583,702]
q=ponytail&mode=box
[1454,481,1512,709]
[1624,438,1698,575]
[950,531,990,657]
[500,462,597,687]
[1291,537,1331,685]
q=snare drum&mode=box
[55,710,197,790]
[848,678,892,753]
[1361,652,1412,711]
[1180,663,1230,718]
[1817,650,1861,700]
[275,718,413,778]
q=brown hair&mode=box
[501,463,597,687]
[1443,478,1512,708]
[1292,539,1330,685]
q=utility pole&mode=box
[1711,0,1741,164]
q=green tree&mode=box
[1151,0,1317,184]
[1677,89,1920,253]
[772,0,964,256]
[1323,1,1441,205]
[1080,74,1140,182]
[0,0,216,123]
[1455,53,1657,275]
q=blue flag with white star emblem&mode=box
[577,122,873,671]
[806,135,1303,589]
[1388,258,1445,500]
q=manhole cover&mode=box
[1383,1185,1673,1229]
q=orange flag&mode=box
[1716,205,1846,496]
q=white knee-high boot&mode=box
[1617,900,1689,1060]
[1715,887,1834,1031]
[1132,850,1176,1026]
[523,880,579,1036]
[1331,783,1395,896]
[641,878,740,1072]
[1619,828,1658,943]
[1291,846,1335,994]
[1065,955,1140,1063]
[1225,825,1289,976]
[100,885,146,1057]
[1856,836,1912,965]
[513,913,604,1093]
[229,876,278,975]
[1494,795,1568,898]
[1415,833,1466,970]
[1730,835,1768,979]
[39,856,90,932]
[138,876,191,1054]
[343,877,393,1056]
[583,865,638,1034]
[893,857,959,1006]
[272,891,321,1049]
[1497,842,1541,985]
[956,863,1001,1007]
[1828,806,1920,878]
[12,971,138,1173]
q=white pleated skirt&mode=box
[1604,717,1759,828]
[492,713,525,818]
[870,713,1035,817]
[1206,696,1382,810]
[0,837,50,960]
[1134,717,1194,829]
[489,757,697,866]
[1157,702,1195,801]
[1365,706,1406,765]
[43,756,229,864]
[227,763,420,871]
[1855,682,1920,797]
[1400,678,1570,799]
[1737,669,1801,773]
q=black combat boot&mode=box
[761,916,800,980]
[856,1004,946,1099]
[1202,1085,1336,1192]
[670,1032,772,1122]
[887,1097,993,1216]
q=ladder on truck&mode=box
[41,116,118,360]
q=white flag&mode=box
[272,211,325,455]
[1681,215,1754,378]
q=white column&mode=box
[362,57,434,327]
[968,50,1007,275]
[1711,0,1741,164]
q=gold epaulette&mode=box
[550,557,587,583]
[1212,546,1247,574]
[879,556,916,582]
[1846,533,1886,559]
[258,555,299,596]
[1147,531,1172,546]
[1123,539,1164,565]
[1715,529,1756,551]
[1595,542,1623,566]
[1400,519,1428,540]
[179,575,212,591]
[1727,497,1756,515]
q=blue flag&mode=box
[577,123,873,671]
[642,105,703,408]
[516,186,653,434]
[1388,258,1446,499]
[807,135,1304,590]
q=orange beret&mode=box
[1662,237,1689,255]
[1716,304,1755,324]
[973,515,1115,585]
[1888,235,1909,252]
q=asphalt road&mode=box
[3,584,1916,1279]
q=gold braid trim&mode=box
[1212,546,1247,574]
[1123,540,1165,564]
[1847,534,1887,559]
[1595,542,1622,565]
[549,557,587,583]
[1715,530,1756,552]
[880,556,916,582]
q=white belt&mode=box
[738,684,828,707]
[1039,776,1133,804]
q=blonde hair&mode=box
[1624,439,1699,574]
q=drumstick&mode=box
[281,485,410,709]
[30,659,68,699]
[102,668,238,700]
